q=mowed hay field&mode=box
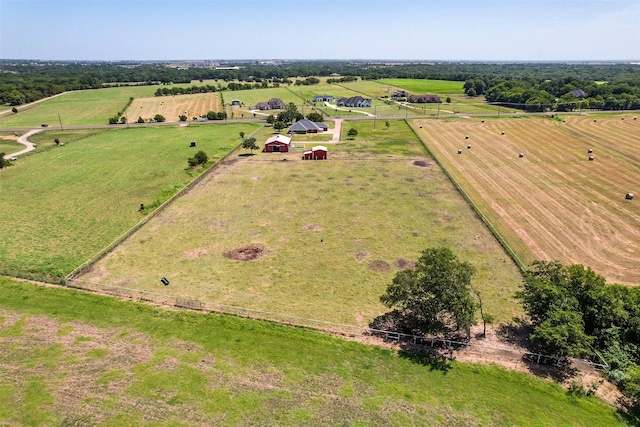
[79,121,523,326]
[129,92,222,123]
[415,115,640,285]
[0,123,259,282]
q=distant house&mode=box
[568,89,588,99]
[408,94,441,103]
[336,96,372,108]
[268,98,286,109]
[263,134,292,153]
[303,145,328,160]
[392,90,408,100]
[255,102,271,110]
[231,99,241,106]
[313,94,334,102]
[329,73,340,77]
[288,119,328,134]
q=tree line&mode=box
[1,60,639,110]
[380,248,640,411]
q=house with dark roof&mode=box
[255,102,271,110]
[231,99,241,106]
[288,119,328,134]
[268,98,286,109]
[408,94,441,104]
[336,96,372,108]
[567,89,588,99]
[263,134,292,153]
[313,94,334,102]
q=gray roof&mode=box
[289,119,326,132]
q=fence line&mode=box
[405,119,527,271]
[64,125,264,283]
[65,278,607,371]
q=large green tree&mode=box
[380,247,477,336]
[241,137,259,154]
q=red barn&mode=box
[303,145,328,160]
[263,134,292,153]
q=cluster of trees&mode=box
[266,102,304,128]
[187,150,208,167]
[326,76,358,84]
[517,261,640,404]
[294,77,320,86]
[155,85,218,96]
[205,111,227,120]
[381,248,640,408]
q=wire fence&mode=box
[65,277,607,371]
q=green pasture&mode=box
[0,278,628,426]
[337,80,407,98]
[80,120,522,326]
[25,128,106,152]
[0,123,260,282]
[0,139,22,155]
[379,79,465,95]
[0,84,203,128]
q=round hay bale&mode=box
[634,117,637,120]
[588,148,593,153]
[481,120,485,123]
[457,149,462,154]
[465,135,469,139]
[621,117,625,120]
[625,193,634,200]
[588,155,595,161]
[594,119,597,122]
[501,131,505,135]
[467,144,471,149]
[518,153,524,158]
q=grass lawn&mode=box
[0,123,260,282]
[79,120,523,326]
[379,79,465,95]
[0,277,629,426]
[0,138,23,155]
[24,128,107,152]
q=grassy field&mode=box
[0,136,23,155]
[0,123,260,282]
[0,277,628,427]
[24,128,107,152]
[79,120,523,326]
[414,115,640,285]
[0,86,166,128]
[379,79,465,95]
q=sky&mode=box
[0,0,638,61]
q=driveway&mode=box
[2,129,42,159]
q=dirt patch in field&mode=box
[412,160,431,168]
[355,250,370,262]
[184,248,209,259]
[368,260,390,272]
[302,224,323,231]
[251,175,263,181]
[224,245,267,261]
[1,135,19,141]
[393,259,415,270]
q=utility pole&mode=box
[57,112,63,131]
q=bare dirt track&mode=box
[415,115,640,285]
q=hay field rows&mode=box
[79,121,523,326]
[415,115,640,285]
[129,92,222,123]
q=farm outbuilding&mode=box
[264,134,292,153]
[231,99,241,106]
[303,145,328,160]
